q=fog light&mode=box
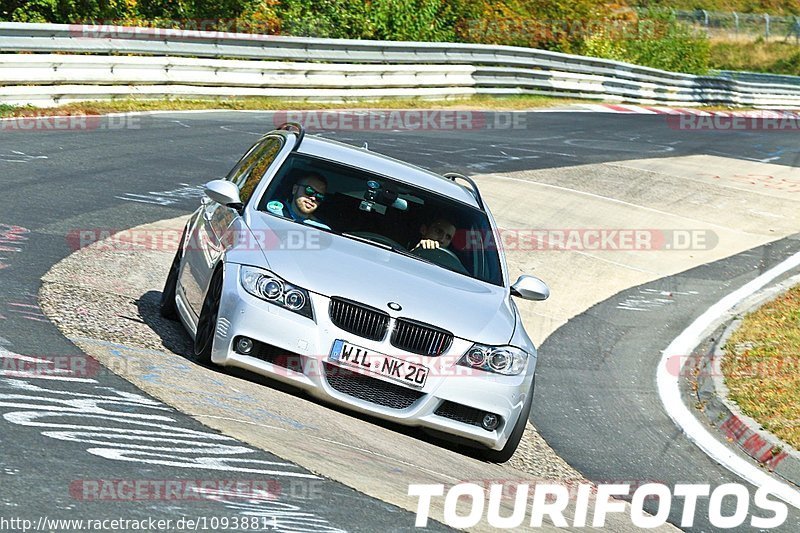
[236,337,254,355]
[481,413,499,431]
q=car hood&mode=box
[243,213,515,345]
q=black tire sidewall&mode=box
[159,225,187,319]
[194,268,223,363]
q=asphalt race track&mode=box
[1,109,799,531]
[534,236,800,530]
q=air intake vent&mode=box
[324,363,424,409]
[435,401,494,428]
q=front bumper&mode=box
[211,262,535,451]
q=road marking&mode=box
[482,173,754,234]
[0,151,48,163]
[617,289,699,312]
[116,183,206,206]
[656,249,800,509]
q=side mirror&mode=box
[204,180,243,212]
[511,275,549,301]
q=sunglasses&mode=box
[298,184,325,202]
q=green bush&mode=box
[370,0,460,42]
[459,0,617,54]
[627,12,710,73]
[276,0,372,38]
[771,50,800,74]
[579,9,710,74]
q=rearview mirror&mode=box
[511,275,549,301]
[204,180,243,212]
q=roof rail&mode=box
[277,122,305,151]
[443,172,485,211]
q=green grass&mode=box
[723,284,800,450]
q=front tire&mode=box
[194,268,223,364]
[159,227,187,320]
[477,376,535,463]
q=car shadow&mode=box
[135,290,193,357]
[137,289,489,462]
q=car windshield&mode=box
[256,153,503,286]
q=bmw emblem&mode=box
[387,302,402,311]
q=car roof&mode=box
[292,134,481,209]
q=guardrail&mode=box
[1,22,799,108]
[717,69,800,86]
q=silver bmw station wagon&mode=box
[160,123,549,462]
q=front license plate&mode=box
[329,339,428,389]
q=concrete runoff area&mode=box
[39,154,800,530]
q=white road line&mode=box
[482,173,756,234]
[606,162,800,205]
[656,250,800,509]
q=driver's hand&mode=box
[414,239,440,250]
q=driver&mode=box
[267,172,331,230]
[412,217,456,251]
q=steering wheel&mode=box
[439,246,461,262]
[410,246,469,275]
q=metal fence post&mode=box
[765,13,770,40]
[794,16,800,43]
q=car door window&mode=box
[227,136,284,205]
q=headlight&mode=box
[458,344,529,376]
[239,265,314,319]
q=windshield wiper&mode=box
[340,232,445,270]
[341,232,392,250]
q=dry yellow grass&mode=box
[0,94,587,118]
[0,94,763,118]
[723,284,800,449]
[710,39,800,74]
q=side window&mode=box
[224,142,261,183]
[227,136,284,205]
